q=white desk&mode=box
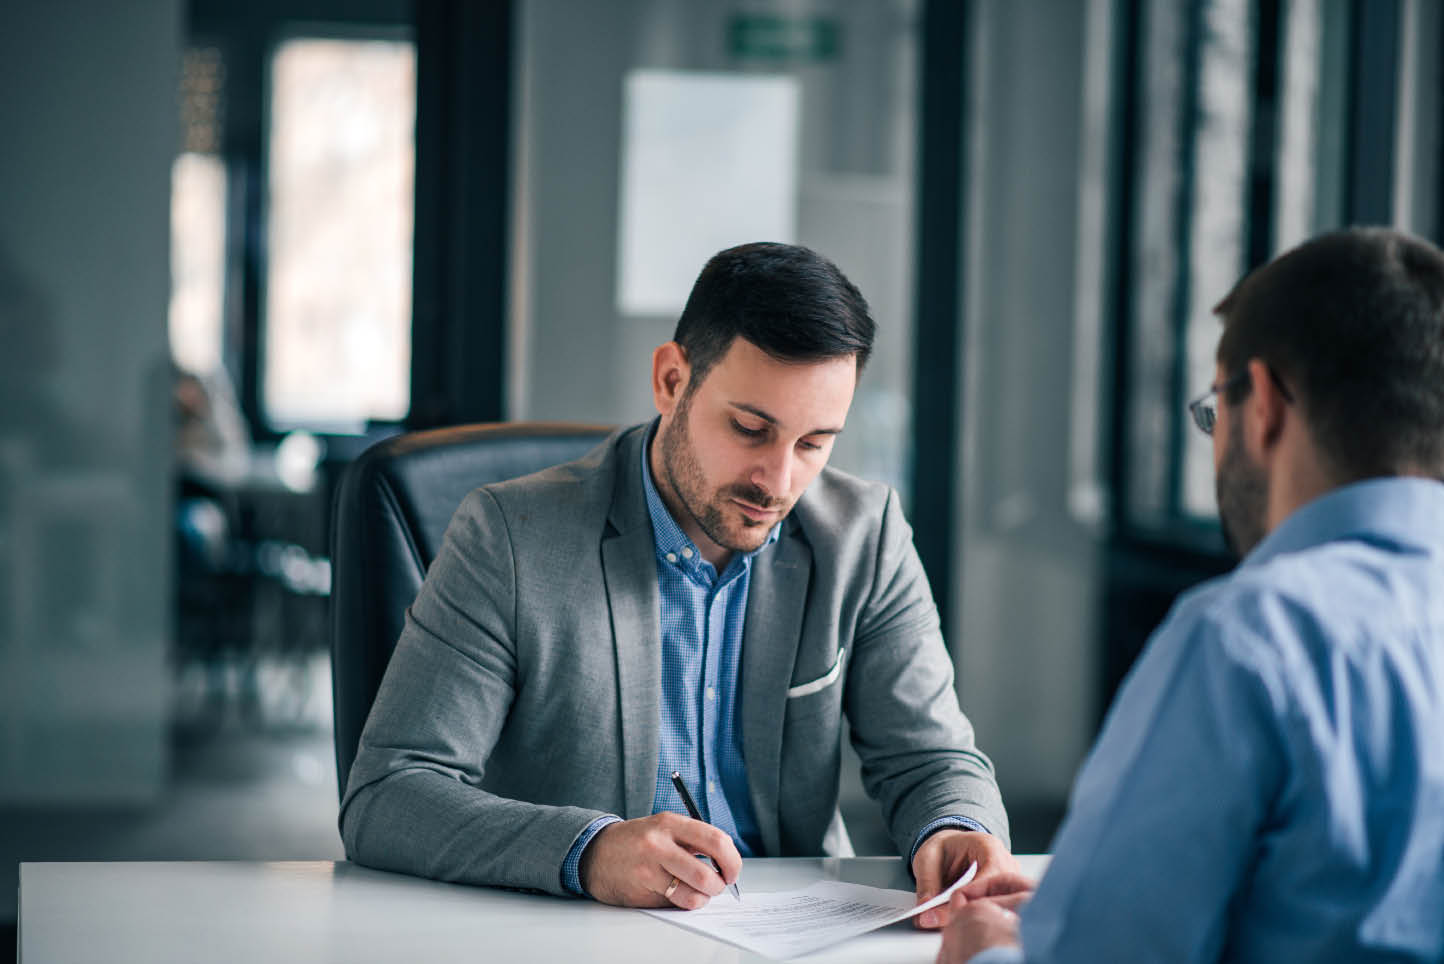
[20,855,1051,963]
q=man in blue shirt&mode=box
[342,243,1016,914]
[942,228,1444,962]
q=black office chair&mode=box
[328,421,613,799]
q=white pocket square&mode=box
[786,647,846,698]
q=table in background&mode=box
[20,855,1051,963]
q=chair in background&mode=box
[328,421,613,798]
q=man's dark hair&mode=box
[672,242,875,389]
[1214,227,1444,481]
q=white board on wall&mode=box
[616,69,800,316]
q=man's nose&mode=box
[750,444,793,500]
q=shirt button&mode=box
[665,552,677,563]
[707,780,716,794]
[706,686,716,701]
[681,547,694,559]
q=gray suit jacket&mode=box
[340,424,1007,895]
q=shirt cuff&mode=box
[909,815,990,869]
[561,814,622,897]
[968,947,1025,964]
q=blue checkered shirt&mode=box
[561,427,984,895]
[561,435,772,894]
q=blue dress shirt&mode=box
[973,478,1444,962]
[560,429,775,894]
[637,430,772,855]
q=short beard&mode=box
[659,389,782,555]
[1216,415,1268,559]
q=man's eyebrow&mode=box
[730,402,844,436]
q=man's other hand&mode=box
[936,890,1028,963]
[913,829,1029,929]
[578,812,742,909]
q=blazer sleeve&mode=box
[843,489,1011,855]
[338,488,608,895]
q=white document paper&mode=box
[642,861,976,959]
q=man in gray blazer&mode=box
[341,242,1014,923]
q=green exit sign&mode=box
[727,14,841,63]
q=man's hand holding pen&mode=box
[669,771,742,902]
[578,812,743,910]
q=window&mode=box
[263,36,416,429]
[169,47,228,376]
[1120,0,1351,537]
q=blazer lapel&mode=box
[741,521,812,855]
[602,428,661,819]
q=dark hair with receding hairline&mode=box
[1213,227,1444,481]
[672,242,876,391]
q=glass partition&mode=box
[512,0,920,496]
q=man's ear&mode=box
[1245,357,1288,454]
[651,342,691,416]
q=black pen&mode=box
[670,770,742,901]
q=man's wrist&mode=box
[910,816,990,869]
[561,815,622,896]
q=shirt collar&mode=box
[1242,476,1444,569]
[639,418,781,581]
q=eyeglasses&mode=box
[1186,366,1293,436]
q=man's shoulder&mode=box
[792,464,897,546]
[1168,535,1438,674]
[443,426,637,546]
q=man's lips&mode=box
[732,498,780,522]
